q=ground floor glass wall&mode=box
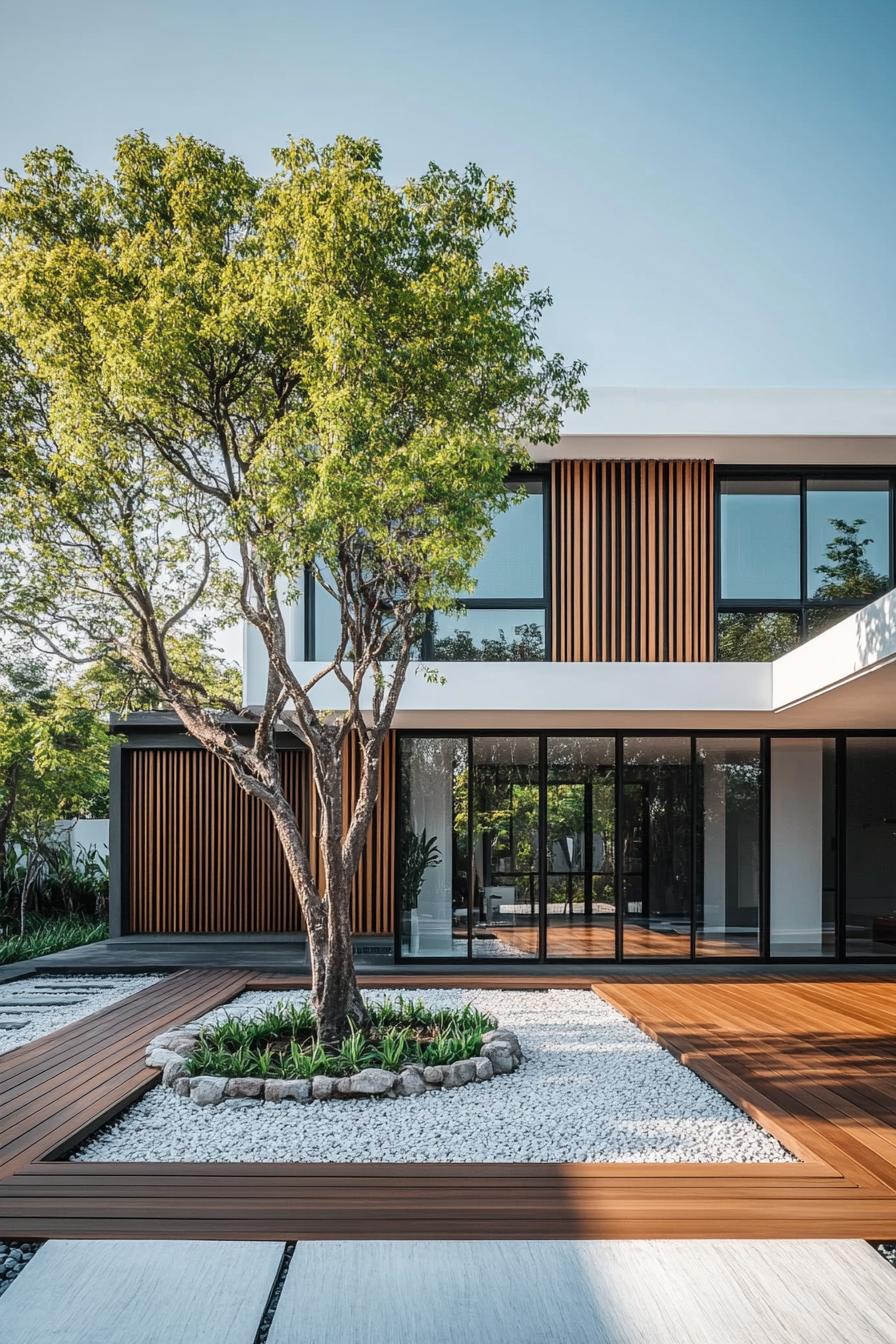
[845,739,896,957]
[397,732,896,961]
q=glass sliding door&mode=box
[770,739,836,956]
[398,737,468,958]
[621,738,691,958]
[696,738,761,957]
[471,737,539,958]
[845,738,896,957]
[546,737,615,958]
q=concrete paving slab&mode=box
[0,1239,285,1343]
[267,1239,896,1344]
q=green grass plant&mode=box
[181,996,500,1080]
[0,915,107,966]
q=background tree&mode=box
[0,656,108,931]
[813,517,888,600]
[74,634,241,715]
[0,133,585,1042]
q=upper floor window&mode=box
[429,479,547,660]
[307,475,548,661]
[717,472,893,660]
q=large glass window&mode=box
[720,480,801,600]
[696,738,760,957]
[430,479,547,660]
[458,484,546,599]
[398,738,468,958]
[845,737,896,957]
[770,738,835,957]
[621,738,691,958]
[431,609,545,661]
[397,732,896,964]
[717,473,893,660]
[716,611,801,661]
[471,737,540,958]
[307,478,547,659]
[807,480,890,602]
[546,738,615,959]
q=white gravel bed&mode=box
[0,975,161,1055]
[73,988,795,1164]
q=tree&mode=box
[716,611,799,662]
[0,133,585,1042]
[0,657,108,931]
[813,517,888,601]
[431,619,545,661]
[74,634,241,715]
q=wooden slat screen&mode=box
[128,736,396,935]
[551,459,714,661]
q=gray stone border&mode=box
[145,1026,523,1106]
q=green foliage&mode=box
[420,1033,463,1066]
[400,828,441,912]
[0,132,584,1026]
[431,620,545,661]
[182,996,499,1078]
[716,611,801,662]
[0,913,106,965]
[73,636,241,715]
[813,517,889,601]
[281,1040,332,1080]
[0,132,585,677]
[39,844,109,915]
[376,1026,414,1070]
[333,1023,377,1074]
[1,841,109,924]
[0,661,109,843]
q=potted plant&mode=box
[401,828,441,951]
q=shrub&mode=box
[182,997,499,1080]
[0,914,107,966]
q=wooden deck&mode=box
[2,968,896,1239]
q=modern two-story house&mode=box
[110,388,896,965]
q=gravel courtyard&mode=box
[0,975,161,1055]
[74,987,795,1164]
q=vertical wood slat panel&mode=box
[550,459,715,661]
[128,734,396,935]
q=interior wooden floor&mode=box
[486,923,761,958]
[2,967,896,1239]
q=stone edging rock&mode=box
[145,1026,523,1107]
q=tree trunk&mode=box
[315,867,368,1046]
[268,799,329,1006]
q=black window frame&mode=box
[394,727,896,966]
[715,467,896,659]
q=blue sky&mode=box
[1,0,894,387]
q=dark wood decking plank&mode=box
[3,968,896,1238]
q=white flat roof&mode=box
[559,387,896,438]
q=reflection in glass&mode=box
[845,738,896,956]
[807,480,890,601]
[770,739,835,957]
[431,609,544,660]
[399,738,468,958]
[622,738,691,958]
[546,738,615,958]
[696,738,760,957]
[720,479,800,599]
[806,607,860,641]
[716,610,801,661]
[471,737,539,958]
[457,483,545,599]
